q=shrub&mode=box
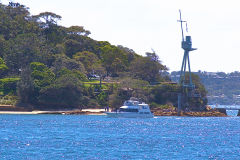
[0,78,20,94]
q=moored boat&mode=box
[106,98,153,118]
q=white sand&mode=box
[0,109,106,115]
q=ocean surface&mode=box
[1,114,240,160]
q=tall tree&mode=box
[4,33,51,74]
[30,62,55,90]
[17,67,36,106]
[33,12,61,28]
[52,54,85,73]
[0,4,38,40]
[130,56,167,83]
[73,51,101,74]
[100,44,128,76]
[38,73,84,108]
[67,26,91,36]
[33,12,65,43]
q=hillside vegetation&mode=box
[198,71,240,105]
[171,71,240,105]
[0,3,207,110]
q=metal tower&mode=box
[177,10,197,115]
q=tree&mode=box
[97,91,108,106]
[119,77,149,102]
[0,4,37,40]
[182,73,208,110]
[145,51,160,63]
[16,62,55,106]
[130,56,167,83]
[30,62,55,90]
[109,78,149,108]
[64,39,81,58]
[33,12,61,28]
[73,51,106,87]
[52,54,85,74]
[67,26,91,36]
[0,3,194,110]
[93,64,106,88]
[0,57,8,77]
[117,45,136,63]
[56,67,87,81]
[73,51,100,74]
[0,78,20,95]
[100,44,128,76]
[33,12,65,44]
[17,67,36,106]
[150,84,180,106]
[38,73,84,109]
[4,33,50,74]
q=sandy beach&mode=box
[0,109,106,115]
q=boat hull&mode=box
[106,112,154,118]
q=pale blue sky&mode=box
[2,0,240,72]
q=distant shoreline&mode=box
[0,109,227,117]
[0,105,228,117]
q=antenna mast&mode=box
[177,10,199,115]
[178,10,186,42]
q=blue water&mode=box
[1,115,240,160]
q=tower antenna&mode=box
[177,10,199,115]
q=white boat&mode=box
[106,98,154,118]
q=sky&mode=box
[2,0,240,73]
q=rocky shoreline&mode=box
[152,110,227,117]
[0,105,230,117]
[151,107,228,117]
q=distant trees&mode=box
[195,71,240,105]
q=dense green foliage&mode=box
[0,3,207,110]
[0,57,8,77]
[0,77,19,94]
